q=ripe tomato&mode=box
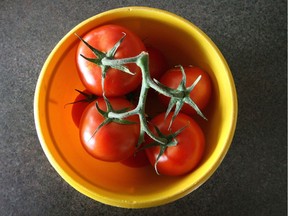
[76,24,146,96]
[79,97,140,162]
[70,89,97,127]
[145,89,166,119]
[159,66,212,115]
[145,112,205,176]
[146,46,168,80]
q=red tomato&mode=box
[146,46,168,80]
[76,24,146,96]
[159,66,212,115]
[121,149,150,168]
[145,112,205,176]
[79,97,140,162]
[70,90,97,127]
[145,89,166,119]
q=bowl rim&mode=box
[34,6,238,208]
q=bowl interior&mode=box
[34,7,237,208]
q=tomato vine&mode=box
[77,32,207,173]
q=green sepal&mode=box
[164,66,207,127]
[106,33,126,58]
[64,89,97,108]
[91,97,137,138]
[142,124,187,175]
[80,54,102,65]
[89,118,113,140]
[75,33,106,59]
[95,101,107,116]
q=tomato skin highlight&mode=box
[76,25,146,96]
[79,98,140,162]
[159,66,212,115]
[145,112,205,176]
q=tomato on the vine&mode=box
[73,24,210,176]
[145,112,205,176]
[79,97,140,162]
[76,24,146,96]
[159,66,212,115]
[146,46,168,80]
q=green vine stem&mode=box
[101,52,206,145]
[102,52,168,145]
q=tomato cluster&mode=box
[70,24,212,176]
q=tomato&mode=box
[159,66,212,115]
[76,24,146,96]
[70,90,97,127]
[79,97,140,162]
[146,46,168,80]
[121,148,150,168]
[145,89,166,119]
[145,112,205,176]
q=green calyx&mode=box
[92,96,137,137]
[77,33,207,174]
[141,125,187,175]
[76,33,134,98]
[64,89,97,108]
[159,65,207,129]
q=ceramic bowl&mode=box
[34,6,237,208]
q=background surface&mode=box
[1,0,287,215]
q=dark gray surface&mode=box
[1,0,286,215]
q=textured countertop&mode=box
[1,0,286,215]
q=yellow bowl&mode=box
[34,6,237,208]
